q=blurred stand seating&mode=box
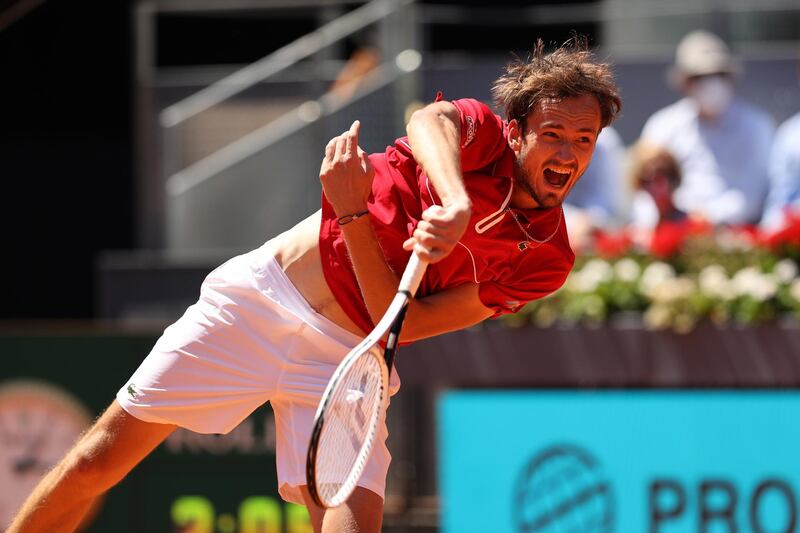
[761,63,800,233]
[638,30,775,227]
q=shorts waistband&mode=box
[249,244,363,349]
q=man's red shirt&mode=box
[319,98,575,334]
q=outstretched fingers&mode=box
[319,119,373,215]
[325,136,337,160]
[345,120,360,157]
[332,120,360,161]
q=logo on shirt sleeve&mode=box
[127,383,139,399]
[462,115,476,148]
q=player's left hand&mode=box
[320,120,374,217]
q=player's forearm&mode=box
[340,217,493,340]
[406,102,472,211]
[403,287,494,341]
[338,216,403,326]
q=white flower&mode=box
[614,258,641,283]
[565,271,597,293]
[790,279,800,302]
[773,259,798,284]
[731,267,777,302]
[731,267,760,294]
[565,271,589,292]
[569,259,613,292]
[650,277,696,304]
[644,304,672,330]
[698,265,731,300]
[582,259,613,282]
[639,262,676,298]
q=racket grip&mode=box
[398,253,428,296]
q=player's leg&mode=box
[300,485,384,533]
[11,245,294,532]
[46,497,100,533]
[273,395,391,533]
[7,400,175,533]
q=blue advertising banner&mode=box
[439,391,800,533]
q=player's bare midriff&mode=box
[267,210,367,338]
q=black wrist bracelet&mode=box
[337,210,370,225]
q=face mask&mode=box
[689,76,734,117]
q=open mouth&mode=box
[543,168,571,188]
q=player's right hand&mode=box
[403,201,471,263]
[320,120,374,217]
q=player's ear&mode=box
[507,119,523,153]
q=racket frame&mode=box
[306,254,426,508]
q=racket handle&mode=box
[398,253,428,296]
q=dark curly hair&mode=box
[492,36,622,130]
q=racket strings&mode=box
[315,348,386,504]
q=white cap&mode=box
[671,30,740,81]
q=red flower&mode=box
[593,229,633,259]
[760,212,800,252]
[649,218,712,258]
[649,221,686,258]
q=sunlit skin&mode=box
[507,94,603,210]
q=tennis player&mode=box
[9,38,620,533]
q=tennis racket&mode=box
[306,252,427,508]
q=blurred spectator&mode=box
[327,45,381,102]
[563,126,625,250]
[327,29,381,102]
[640,30,775,226]
[624,141,711,257]
[627,141,685,230]
[760,66,800,231]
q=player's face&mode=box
[508,95,602,209]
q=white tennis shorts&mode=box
[116,242,400,505]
